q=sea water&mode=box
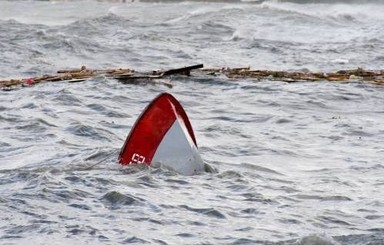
[1,0,384,244]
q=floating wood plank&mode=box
[113,64,204,81]
[161,64,204,76]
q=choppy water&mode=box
[1,0,384,244]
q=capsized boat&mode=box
[118,93,204,175]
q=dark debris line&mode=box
[1,64,384,90]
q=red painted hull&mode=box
[119,93,204,175]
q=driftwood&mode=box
[113,64,203,79]
[112,64,204,88]
[202,67,384,85]
[162,64,203,76]
[1,64,384,90]
[0,64,203,90]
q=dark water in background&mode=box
[1,0,384,244]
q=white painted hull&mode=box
[152,118,204,175]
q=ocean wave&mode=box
[262,0,384,23]
[274,0,384,3]
[1,1,384,243]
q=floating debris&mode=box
[0,64,205,90]
[0,65,133,89]
[202,67,384,85]
[1,64,384,90]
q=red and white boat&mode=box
[118,93,204,175]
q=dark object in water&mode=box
[1,65,384,90]
[119,93,205,175]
